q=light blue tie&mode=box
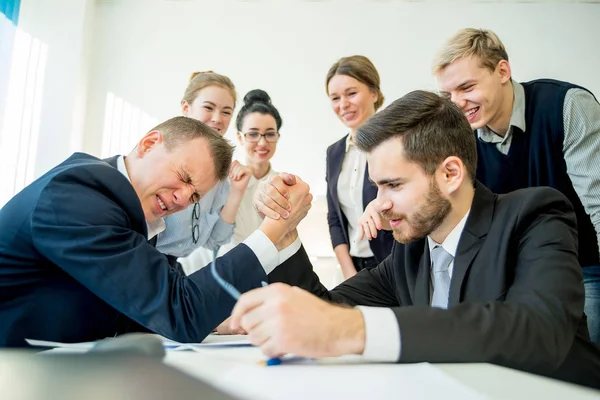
[431,245,453,309]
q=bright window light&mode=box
[0,20,47,207]
[101,92,157,157]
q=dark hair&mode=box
[325,55,384,111]
[235,89,282,131]
[149,116,234,181]
[355,90,477,182]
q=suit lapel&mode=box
[402,239,431,306]
[362,162,376,211]
[329,137,347,237]
[329,137,346,203]
[413,240,432,305]
[448,182,495,306]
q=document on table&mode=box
[213,360,489,400]
[26,333,251,352]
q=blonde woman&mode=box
[156,72,251,266]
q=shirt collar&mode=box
[476,80,526,141]
[510,80,526,133]
[117,156,166,239]
[427,210,470,258]
[344,133,354,153]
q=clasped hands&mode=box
[223,173,367,359]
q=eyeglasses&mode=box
[241,132,280,143]
[191,202,200,244]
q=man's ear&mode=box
[439,156,464,195]
[136,130,163,158]
[496,60,512,84]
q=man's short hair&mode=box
[355,90,477,183]
[149,116,234,181]
[432,28,509,74]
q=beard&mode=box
[382,178,452,244]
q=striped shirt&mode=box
[477,81,600,253]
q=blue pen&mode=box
[258,356,312,367]
[212,256,286,364]
[210,249,269,300]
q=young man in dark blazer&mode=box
[0,116,312,347]
[231,91,600,389]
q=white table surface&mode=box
[164,335,600,400]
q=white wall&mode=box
[83,0,600,198]
[16,0,95,178]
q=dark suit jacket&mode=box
[0,153,276,347]
[326,135,394,262]
[277,182,600,388]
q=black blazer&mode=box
[0,153,286,347]
[325,135,394,262]
[275,182,600,389]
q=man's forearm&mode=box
[276,229,298,251]
[259,218,288,248]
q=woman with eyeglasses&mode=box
[324,56,394,280]
[155,71,252,267]
[180,89,283,274]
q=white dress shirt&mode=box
[336,135,374,258]
[357,211,470,361]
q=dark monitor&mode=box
[0,350,239,400]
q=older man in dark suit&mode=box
[231,91,600,389]
[0,116,311,347]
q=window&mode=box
[0,13,47,207]
[101,92,157,157]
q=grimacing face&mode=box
[327,74,378,131]
[182,85,235,135]
[367,138,451,244]
[128,131,218,222]
[436,56,511,131]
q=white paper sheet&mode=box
[26,333,252,353]
[214,361,489,400]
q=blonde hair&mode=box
[432,28,509,74]
[325,55,385,111]
[182,71,237,107]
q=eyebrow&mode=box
[329,86,359,97]
[372,177,406,186]
[456,79,477,90]
[202,101,233,111]
[183,169,200,197]
[247,127,276,131]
